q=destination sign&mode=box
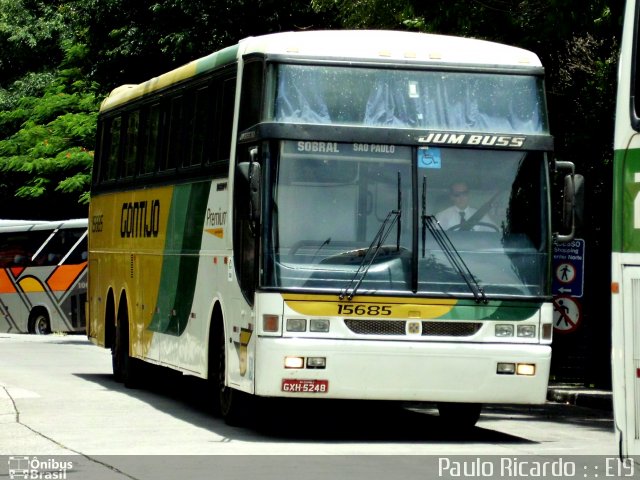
[282,140,410,160]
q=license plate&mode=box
[282,379,329,393]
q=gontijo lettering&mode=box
[120,200,160,238]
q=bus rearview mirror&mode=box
[238,153,261,222]
[563,173,584,231]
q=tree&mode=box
[68,0,330,88]
[0,0,66,85]
[0,41,99,216]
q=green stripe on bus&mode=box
[442,301,541,321]
[613,147,640,253]
[149,182,212,336]
[195,45,239,75]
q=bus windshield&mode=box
[265,140,549,299]
[273,64,548,134]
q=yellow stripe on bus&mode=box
[282,293,457,319]
[18,277,45,293]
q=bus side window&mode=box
[122,111,140,179]
[217,76,236,163]
[238,60,264,132]
[64,230,88,265]
[93,121,107,186]
[190,85,211,167]
[140,103,161,175]
[180,92,195,168]
[160,95,184,171]
[105,116,122,181]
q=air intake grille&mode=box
[344,319,405,335]
[422,321,482,336]
[343,319,482,336]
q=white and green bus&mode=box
[613,0,640,459]
[88,30,576,425]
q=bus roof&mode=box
[100,30,542,113]
[241,30,541,67]
[0,218,87,233]
[0,220,47,227]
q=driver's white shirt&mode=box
[436,206,495,231]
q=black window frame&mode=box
[91,63,238,193]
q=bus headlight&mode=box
[286,318,307,332]
[497,363,516,374]
[516,363,536,376]
[306,357,326,369]
[517,325,536,338]
[310,319,330,332]
[284,356,304,369]
[495,324,514,337]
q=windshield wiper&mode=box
[422,176,487,304]
[340,172,402,300]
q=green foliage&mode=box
[0,0,67,85]
[311,0,415,29]
[0,0,625,224]
[0,38,100,207]
[68,0,329,87]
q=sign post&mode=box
[552,238,585,298]
[552,239,585,333]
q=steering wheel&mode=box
[447,221,500,232]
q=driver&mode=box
[436,182,496,231]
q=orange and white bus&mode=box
[0,218,88,334]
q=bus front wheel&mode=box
[29,310,51,335]
[216,328,251,426]
[437,402,482,429]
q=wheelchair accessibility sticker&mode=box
[418,147,441,169]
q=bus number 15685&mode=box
[337,304,392,316]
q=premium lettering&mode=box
[206,208,227,227]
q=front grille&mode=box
[343,319,482,337]
[421,321,482,336]
[344,319,406,335]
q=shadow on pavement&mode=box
[76,364,610,444]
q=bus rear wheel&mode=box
[112,314,141,388]
[29,311,51,335]
[437,402,482,429]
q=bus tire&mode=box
[113,305,141,388]
[437,402,482,429]
[112,318,126,383]
[206,315,223,415]
[216,325,251,426]
[29,309,51,335]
